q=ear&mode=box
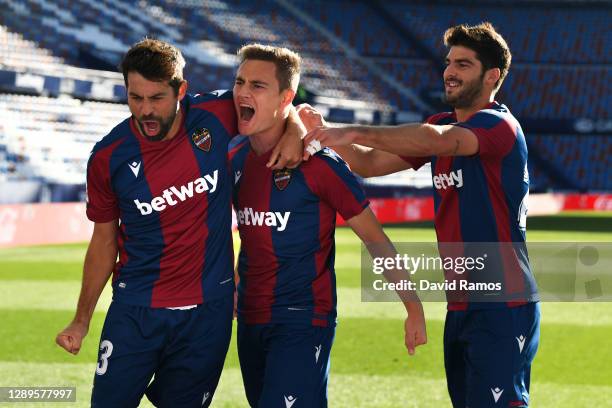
[486,68,501,87]
[177,80,188,101]
[280,88,296,108]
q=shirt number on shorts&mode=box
[96,340,113,375]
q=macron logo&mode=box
[284,395,297,408]
[433,169,463,190]
[236,207,290,232]
[129,161,141,177]
[491,387,503,403]
[516,335,526,353]
[134,170,218,215]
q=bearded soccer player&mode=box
[54,39,304,408]
[229,44,426,407]
[301,23,540,408]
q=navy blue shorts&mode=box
[444,302,540,408]
[237,321,335,408]
[91,296,233,408]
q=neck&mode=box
[164,107,183,141]
[454,93,495,122]
[250,112,289,156]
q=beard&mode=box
[443,74,485,109]
[136,110,177,142]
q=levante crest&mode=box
[273,169,292,191]
[192,128,212,152]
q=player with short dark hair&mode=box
[301,22,540,408]
[230,43,426,408]
[55,38,304,408]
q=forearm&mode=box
[331,144,374,178]
[73,237,117,326]
[364,239,421,310]
[349,210,420,308]
[348,123,440,157]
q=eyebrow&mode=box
[235,76,269,87]
[446,58,474,65]
[128,92,166,98]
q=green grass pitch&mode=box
[1,212,611,407]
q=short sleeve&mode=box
[302,149,369,221]
[86,150,119,223]
[454,111,517,158]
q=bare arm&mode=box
[346,208,427,355]
[296,103,418,177]
[332,144,413,178]
[306,123,479,158]
[56,220,118,354]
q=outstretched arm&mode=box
[305,122,479,158]
[298,104,416,177]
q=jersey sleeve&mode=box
[303,149,369,221]
[454,110,517,158]
[86,149,119,223]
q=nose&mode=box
[141,99,154,116]
[444,65,456,80]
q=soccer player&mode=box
[301,23,540,408]
[54,39,304,408]
[229,43,426,408]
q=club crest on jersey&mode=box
[273,169,291,191]
[192,128,212,152]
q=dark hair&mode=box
[443,22,511,91]
[237,43,301,92]
[120,38,185,95]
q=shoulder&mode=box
[426,112,455,125]
[90,119,130,162]
[301,148,357,184]
[185,90,236,136]
[228,136,250,160]
[187,90,233,107]
[466,103,518,131]
[305,148,350,171]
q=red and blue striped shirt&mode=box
[403,102,539,310]
[86,91,237,308]
[229,139,368,326]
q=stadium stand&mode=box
[0,0,610,203]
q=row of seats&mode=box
[0,93,129,184]
[2,91,608,191]
[386,3,611,64]
[528,134,611,191]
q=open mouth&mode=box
[239,104,255,122]
[445,79,461,90]
[142,120,160,135]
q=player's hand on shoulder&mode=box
[296,103,326,132]
[268,107,306,169]
[56,320,89,355]
[404,301,427,356]
[303,126,355,161]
